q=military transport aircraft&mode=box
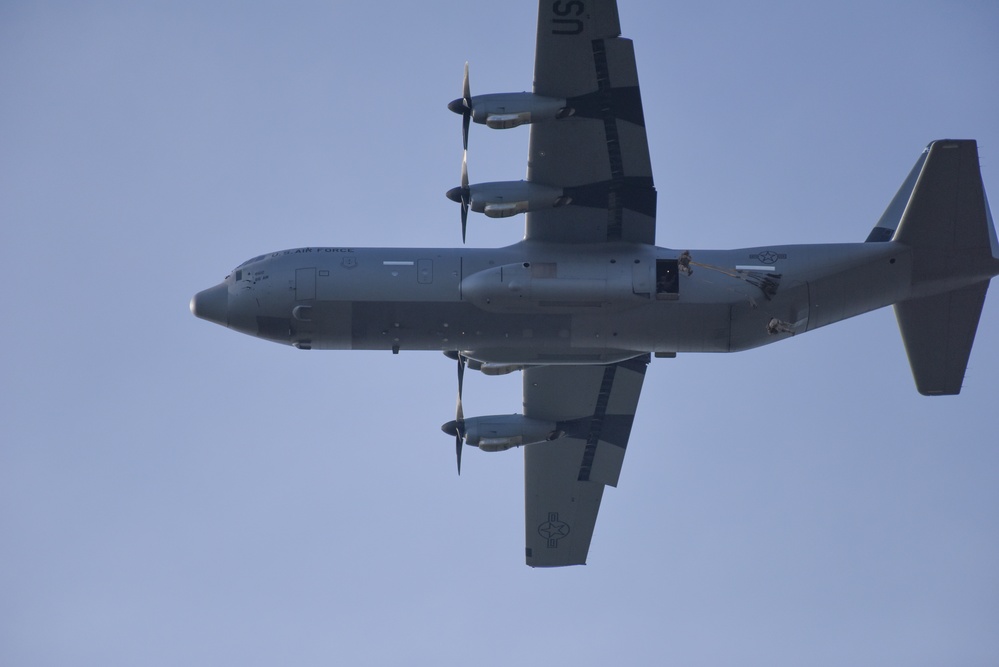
[192,0,999,567]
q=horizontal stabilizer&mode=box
[895,281,989,395]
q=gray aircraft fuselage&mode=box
[192,240,926,366]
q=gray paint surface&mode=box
[4,1,999,665]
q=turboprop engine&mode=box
[446,179,569,219]
[447,91,571,130]
[444,65,579,242]
[446,63,571,151]
[441,414,562,452]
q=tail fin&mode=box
[870,140,999,395]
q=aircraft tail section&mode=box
[867,140,997,251]
[868,140,999,395]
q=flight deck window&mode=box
[656,259,679,300]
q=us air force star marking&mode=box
[538,512,571,548]
[750,250,786,264]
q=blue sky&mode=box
[2,2,998,665]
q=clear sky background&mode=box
[2,2,998,665]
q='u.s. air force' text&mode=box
[270,248,354,258]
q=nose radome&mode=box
[190,283,229,326]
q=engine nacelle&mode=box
[461,414,561,452]
[459,180,569,218]
[468,92,569,129]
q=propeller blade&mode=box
[460,154,470,243]
[455,353,466,474]
[441,418,463,475]
[461,62,471,150]
[457,352,466,401]
[461,203,468,244]
[447,63,473,150]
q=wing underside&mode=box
[525,1,656,244]
[523,355,649,567]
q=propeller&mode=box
[446,62,472,150]
[444,153,470,243]
[441,353,467,474]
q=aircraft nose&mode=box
[190,283,229,326]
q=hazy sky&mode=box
[3,2,998,665]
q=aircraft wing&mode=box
[523,355,650,567]
[526,0,656,244]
